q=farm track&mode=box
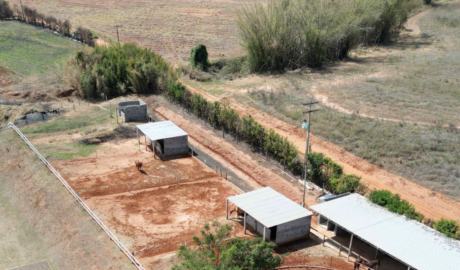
[180,80,460,222]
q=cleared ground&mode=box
[15,0,247,64]
[50,134,241,268]
[0,129,133,270]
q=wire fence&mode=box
[5,123,145,270]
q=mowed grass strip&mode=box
[0,21,81,76]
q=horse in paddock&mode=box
[135,160,143,171]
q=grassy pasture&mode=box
[0,21,81,76]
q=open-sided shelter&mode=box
[226,187,313,245]
[311,193,460,270]
[137,121,188,157]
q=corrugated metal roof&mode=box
[311,194,460,270]
[227,187,312,228]
[137,121,187,141]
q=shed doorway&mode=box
[270,226,277,242]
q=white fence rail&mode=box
[6,123,145,270]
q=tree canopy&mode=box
[172,221,284,270]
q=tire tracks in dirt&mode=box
[180,80,460,222]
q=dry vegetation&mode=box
[13,0,247,64]
[0,128,133,270]
[181,1,460,201]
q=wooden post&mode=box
[323,235,326,247]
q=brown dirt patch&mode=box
[53,140,218,198]
[85,179,241,266]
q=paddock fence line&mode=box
[6,123,145,270]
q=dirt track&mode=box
[180,81,460,222]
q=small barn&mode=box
[226,187,313,245]
[311,193,460,270]
[136,121,188,157]
[118,99,147,122]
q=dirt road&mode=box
[180,81,460,222]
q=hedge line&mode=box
[167,81,368,196]
[369,190,460,239]
[0,1,96,46]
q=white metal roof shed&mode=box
[310,194,460,270]
[227,187,313,228]
[137,121,187,141]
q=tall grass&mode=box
[237,0,423,72]
[65,42,177,99]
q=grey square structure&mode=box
[118,99,147,122]
[137,121,188,157]
[226,187,312,245]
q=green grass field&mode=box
[0,21,81,76]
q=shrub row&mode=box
[168,82,301,172]
[369,190,460,240]
[168,81,367,196]
[66,43,176,99]
[0,1,96,46]
[237,0,424,72]
[307,152,367,195]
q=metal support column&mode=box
[347,234,354,261]
[244,212,247,234]
[263,227,266,242]
[375,248,379,259]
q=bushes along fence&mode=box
[0,1,96,46]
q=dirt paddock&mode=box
[51,138,241,268]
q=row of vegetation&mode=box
[237,0,425,72]
[369,190,459,239]
[0,1,96,46]
[168,80,368,196]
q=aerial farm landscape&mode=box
[1,0,460,269]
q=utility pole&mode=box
[115,25,122,43]
[301,101,319,207]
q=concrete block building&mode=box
[226,187,312,245]
[118,99,147,122]
[136,121,188,157]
